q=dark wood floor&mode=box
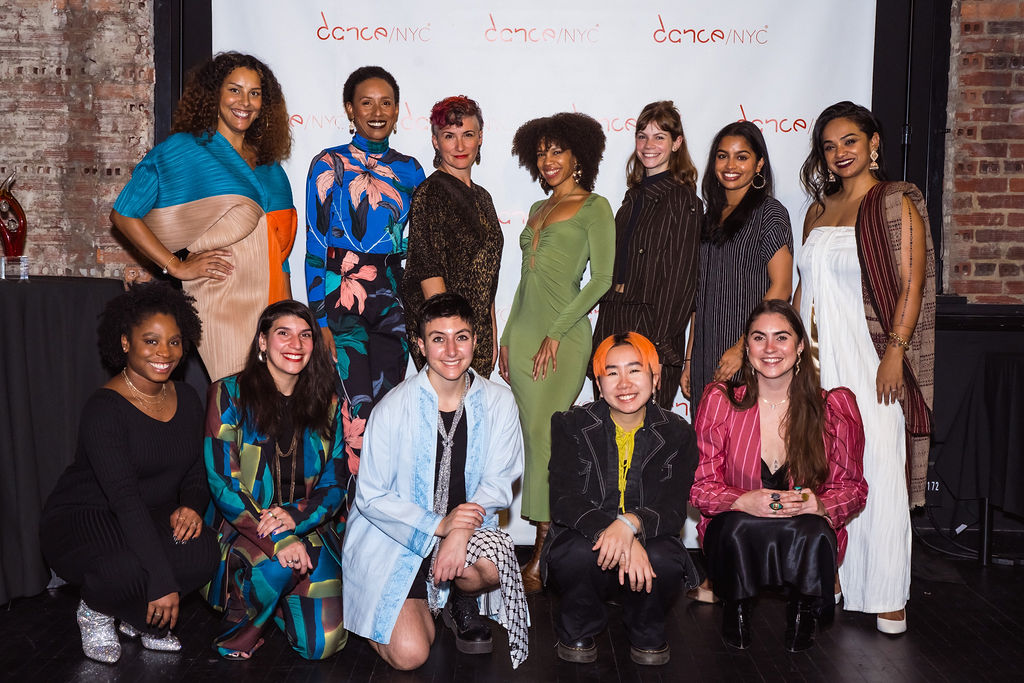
[2,539,1022,682]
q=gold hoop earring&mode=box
[751,172,766,190]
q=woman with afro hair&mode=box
[111,52,297,382]
[40,282,220,663]
[499,112,614,593]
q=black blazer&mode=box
[546,398,698,547]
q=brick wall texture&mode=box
[0,0,153,278]
[1,3,1021,299]
[946,0,1024,302]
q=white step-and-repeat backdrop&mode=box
[212,0,876,544]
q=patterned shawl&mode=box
[855,181,936,508]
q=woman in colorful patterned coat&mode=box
[304,65,425,485]
[203,300,348,660]
[111,52,296,382]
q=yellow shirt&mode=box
[614,422,641,512]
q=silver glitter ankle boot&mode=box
[77,600,121,663]
[118,621,182,652]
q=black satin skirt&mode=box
[704,511,837,621]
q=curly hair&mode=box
[343,65,400,105]
[511,112,605,193]
[235,300,337,440]
[97,282,201,373]
[701,121,775,246]
[430,95,483,134]
[800,101,886,212]
[722,299,828,490]
[626,101,697,189]
[171,51,291,166]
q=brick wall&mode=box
[945,0,1024,303]
[0,0,153,278]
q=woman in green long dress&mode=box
[498,113,614,593]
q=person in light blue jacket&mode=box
[342,293,528,671]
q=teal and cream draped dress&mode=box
[114,131,297,381]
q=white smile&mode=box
[616,393,638,402]
[835,158,855,168]
[231,108,253,119]
[721,172,742,181]
[281,353,304,362]
[149,361,172,372]
[366,120,388,129]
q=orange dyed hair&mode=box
[592,331,661,378]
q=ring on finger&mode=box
[769,501,783,511]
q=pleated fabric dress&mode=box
[798,226,911,614]
[114,131,297,381]
[500,193,614,522]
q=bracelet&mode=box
[616,514,639,536]
[160,255,179,275]
[887,331,911,350]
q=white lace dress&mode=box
[798,226,910,613]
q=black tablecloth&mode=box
[934,351,1024,518]
[0,276,124,604]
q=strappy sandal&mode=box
[219,637,264,660]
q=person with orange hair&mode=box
[542,332,700,666]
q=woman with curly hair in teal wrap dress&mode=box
[304,66,424,485]
[203,300,348,660]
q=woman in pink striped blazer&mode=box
[690,300,867,652]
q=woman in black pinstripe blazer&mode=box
[591,101,701,409]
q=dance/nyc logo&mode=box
[315,12,431,42]
[652,15,768,45]
[484,13,599,44]
[737,104,808,134]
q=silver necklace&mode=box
[760,396,788,410]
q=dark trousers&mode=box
[41,506,219,635]
[546,530,686,649]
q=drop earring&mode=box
[433,149,441,168]
[869,148,879,171]
[475,147,482,166]
[348,120,355,135]
[827,169,835,183]
[572,163,582,184]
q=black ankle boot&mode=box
[722,599,752,649]
[785,595,818,652]
[443,588,493,654]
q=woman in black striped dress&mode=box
[592,101,700,408]
[683,121,793,412]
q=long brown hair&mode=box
[171,52,291,165]
[235,301,337,440]
[725,299,828,490]
[625,101,697,189]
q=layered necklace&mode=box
[121,368,167,406]
[274,396,298,506]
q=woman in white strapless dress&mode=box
[796,102,935,636]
